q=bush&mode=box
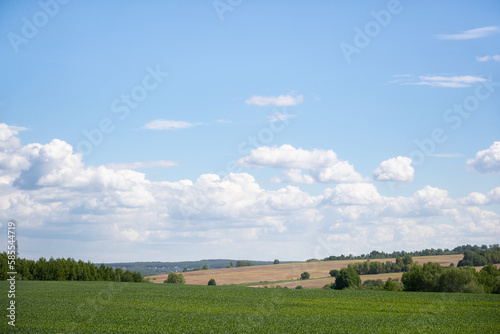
[323,283,335,290]
[334,267,361,290]
[300,272,310,280]
[329,269,339,277]
[208,278,216,286]
[164,272,185,284]
[384,278,397,291]
[362,279,384,290]
[295,285,304,289]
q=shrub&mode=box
[362,279,384,290]
[323,283,335,290]
[164,272,185,284]
[301,272,310,280]
[384,278,397,291]
[295,285,304,289]
[208,278,216,286]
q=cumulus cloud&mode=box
[476,55,500,62]
[1,123,500,261]
[238,145,365,183]
[373,156,414,182]
[466,141,500,173]
[142,119,194,130]
[245,94,303,107]
[435,26,500,40]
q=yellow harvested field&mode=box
[148,254,464,286]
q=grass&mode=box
[1,280,499,333]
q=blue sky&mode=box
[0,0,499,262]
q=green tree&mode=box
[236,260,254,267]
[329,269,339,277]
[164,272,186,284]
[300,272,310,280]
[273,259,280,264]
[208,278,216,286]
[334,267,361,290]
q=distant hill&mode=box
[105,259,296,276]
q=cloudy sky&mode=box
[1,1,499,262]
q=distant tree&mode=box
[329,269,339,277]
[403,255,413,266]
[229,262,233,268]
[334,267,361,290]
[236,260,254,267]
[300,272,310,280]
[273,259,280,265]
[164,272,185,284]
[202,264,209,270]
[458,251,488,267]
[183,267,188,272]
[208,278,216,286]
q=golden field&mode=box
[148,254,464,288]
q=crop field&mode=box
[149,254,463,286]
[1,280,499,333]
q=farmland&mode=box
[149,254,463,287]
[1,281,499,333]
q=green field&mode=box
[1,281,499,333]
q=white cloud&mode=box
[435,26,500,40]
[142,119,194,130]
[476,55,500,62]
[466,141,500,173]
[459,192,489,206]
[373,156,414,182]
[325,183,382,206]
[1,123,500,262]
[245,94,303,107]
[393,75,488,88]
[415,75,486,88]
[106,161,179,170]
[238,145,365,183]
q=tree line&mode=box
[457,248,500,267]
[0,253,144,282]
[402,263,500,293]
[321,244,499,262]
[343,255,414,275]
